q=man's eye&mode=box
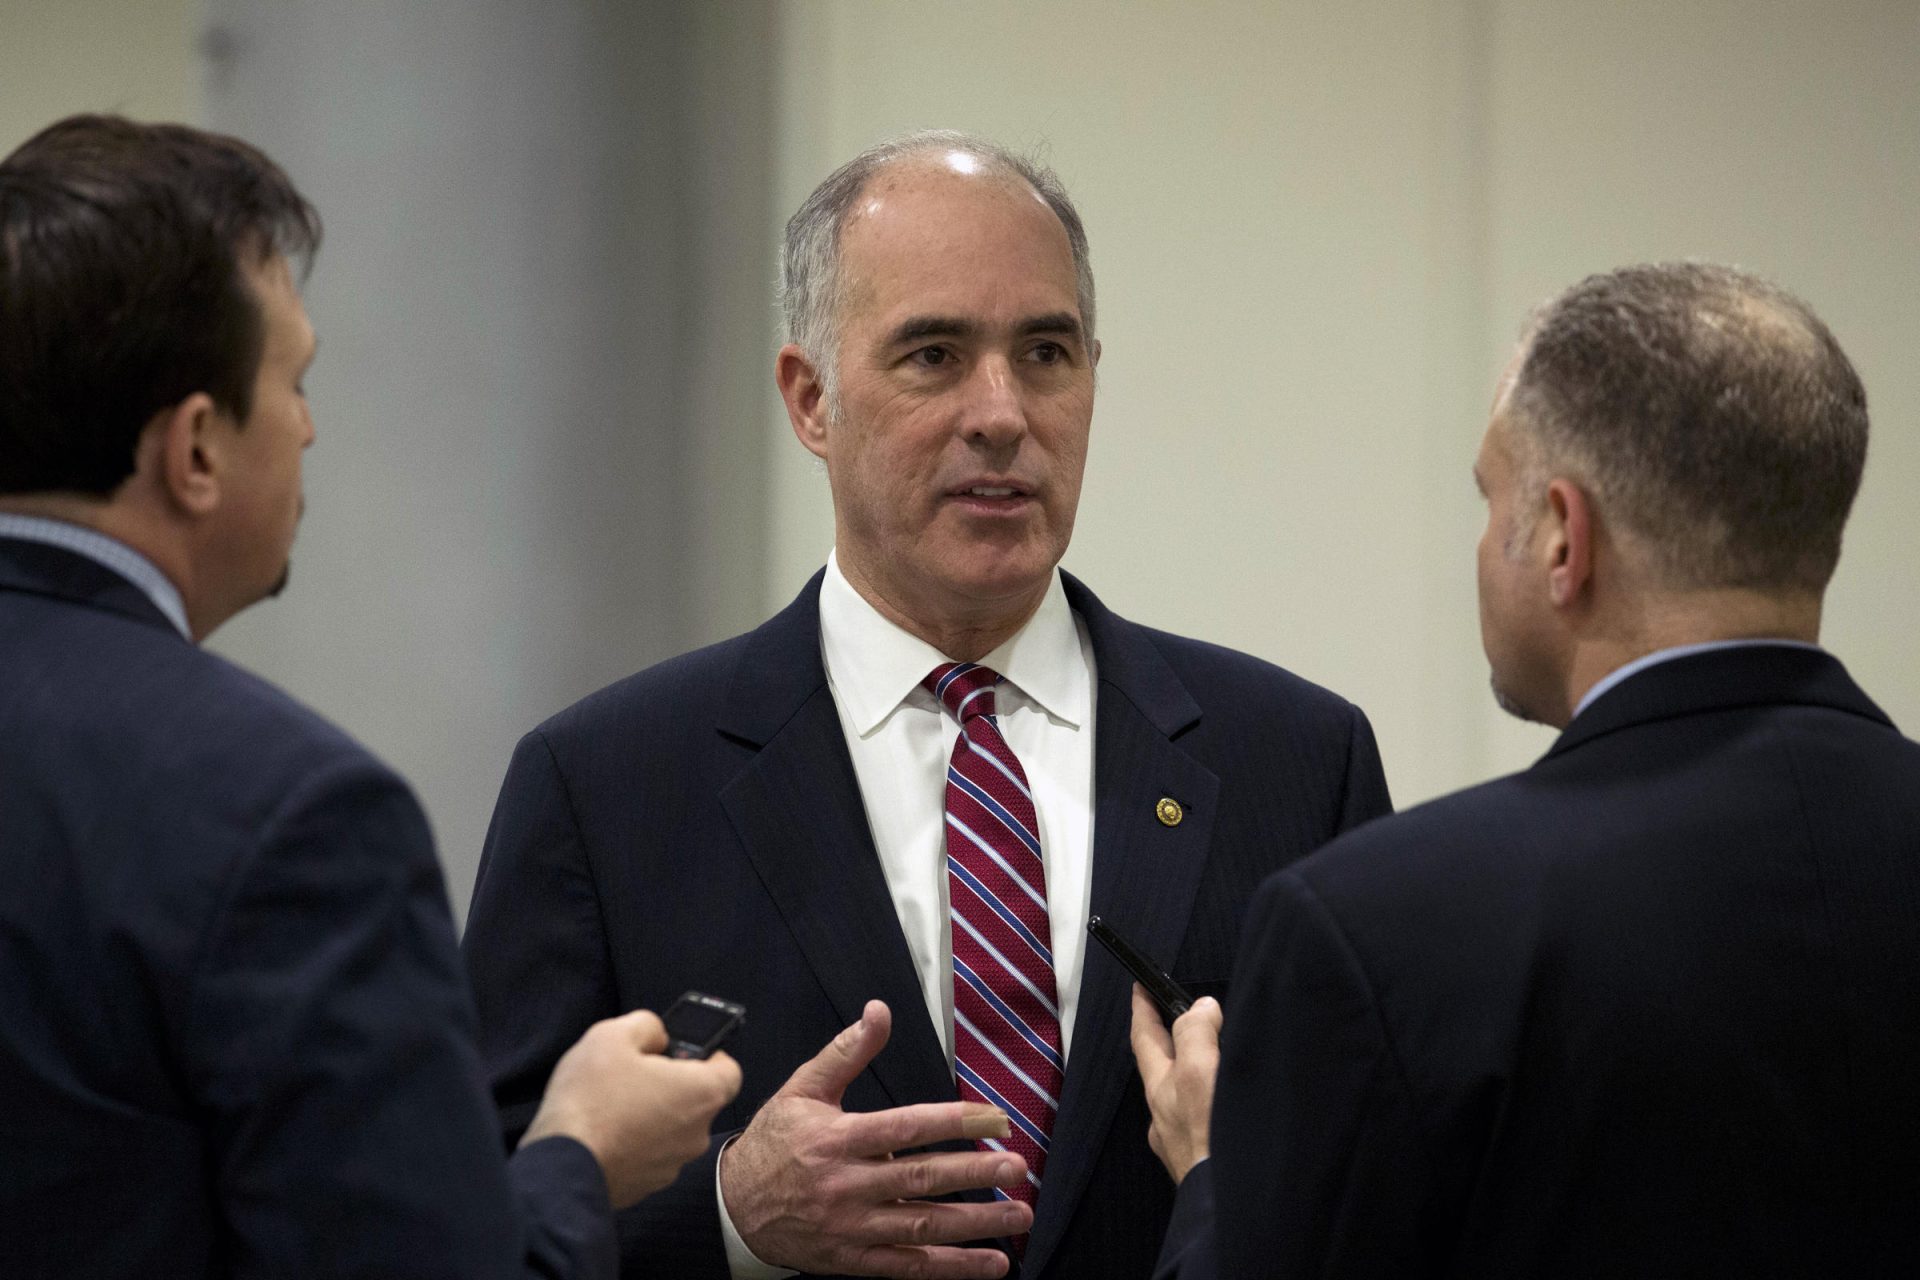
[1030,342,1066,364]
[912,346,953,367]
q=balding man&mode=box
[1136,263,1920,1278]
[463,131,1391,1279]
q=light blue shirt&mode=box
[1572,638,1825,720]
[0,512,192,640]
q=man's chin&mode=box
[1489,675,1548,726]
[265,561,291,600]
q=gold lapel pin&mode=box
[1155,797,1184,827]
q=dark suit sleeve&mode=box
[465,729,622,1145]
[184,754,615,1280]
[1156,870,1435,1280]
[1336,704,1393,834]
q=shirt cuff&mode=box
[716,1134,799,1280]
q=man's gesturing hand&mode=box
[721,1000,1034,1279]
[1129,985,1222,1185]
[523,1008,743,1209]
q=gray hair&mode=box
[1507,262,1869,593]
[779,130,1096,410]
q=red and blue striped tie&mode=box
[926,662,1062,1240]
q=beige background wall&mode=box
[5,0,1916,914]
[0,0,198,152]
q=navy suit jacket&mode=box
[1157,646,1920,1279]
[463,571,1391,1279]
[0,537,615,1279]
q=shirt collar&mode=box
[819,548,1090,737]
[1573,637,1826,720]
[0,512,192,639]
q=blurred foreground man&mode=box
[463,131,1391,1279]
[0,116,739,1279]
[1136,263,1920,1278]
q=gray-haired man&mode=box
[464,131,1391,1280]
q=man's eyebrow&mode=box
[1018,312,1085,342]
[887,315,979,346]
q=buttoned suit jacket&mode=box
[1155,646,1920,1279]
[0,537,615,1279]
[462,571,1391,1279]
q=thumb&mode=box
[779,999,891,1104]
[1170,996,1223,1062]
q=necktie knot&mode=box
[925,662,1001,725]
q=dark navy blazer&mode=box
[1157,646,1920,1279]
[0,537,615,1279]
[463,571,1391,1279]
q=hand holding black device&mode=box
[1088,916,1192,1019]
[661,991,746,1059]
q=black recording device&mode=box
[1087,915,1192,1019]
[661,991,746,1059]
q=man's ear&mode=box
[1543,477,1594,608]
[1091,337,1102,370]
[775,344,830,460]
[151,393,223,518]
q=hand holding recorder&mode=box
[521,1006,743,1209]
[1099,915,1222,1185]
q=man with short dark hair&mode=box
[1135,262,1920,1278]
[0,114,741,1279]
[463,130,1391,1280]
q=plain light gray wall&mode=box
[198,0,778,920]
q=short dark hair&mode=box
[0,114,320,496]
[1508,262,1868,592]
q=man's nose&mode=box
[960,355,1027,447]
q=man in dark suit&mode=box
[1135,262,1920,1277]
[0,115,740,1279]
[463,131,1391,1280]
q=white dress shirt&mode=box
[720,551,1099,1278]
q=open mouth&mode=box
[948,483,1034,513]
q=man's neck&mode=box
[834,553,1049,664]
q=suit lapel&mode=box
[710,571,1226,1271]
[715,575,956,1110]
[1022,578,1221,1278]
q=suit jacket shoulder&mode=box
[1172,646,1920,1279]
[2,542,616,1279]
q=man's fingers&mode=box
[840,1243,1016,1280]
[852,1148,1028,1202]
[604,1008,668,1055]
[840,1099,1010,1157]
[1170,995,1223,1064]
[854,1193,1032,1249]
[1129,984,1173,1084]
[778,999,892,1105]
